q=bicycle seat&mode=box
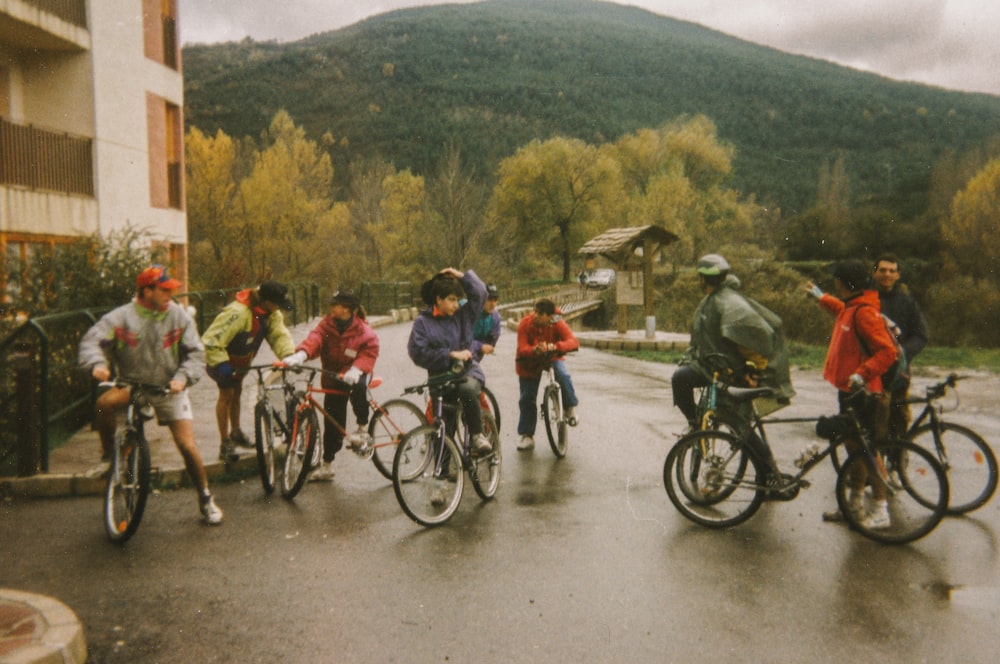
[718,385,775,403]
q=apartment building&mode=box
[0,0,187,305]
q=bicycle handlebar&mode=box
[98,380,170,397]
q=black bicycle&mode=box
[829,373,997,514]
[392,372,501,526]
[101,381,163,543]
[663,380,950,545]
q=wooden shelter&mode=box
[578,225,679,335]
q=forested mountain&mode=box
[182,0,1000,218]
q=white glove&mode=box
[342,366,363,385]
[283,351,307,367]
[848,373,865,391]
[805,284,823,299]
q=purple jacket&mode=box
[407,270,487,384]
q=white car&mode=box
[586,268,615,289]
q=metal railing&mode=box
[0,118,94,196]
[20,0,87,28]
[0,283,320,477]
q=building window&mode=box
[143,0,179,70]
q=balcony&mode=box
[0,0,88,51]
[0,118,94,196]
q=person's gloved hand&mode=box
[848,373,865,391]
[216,362,234,379]
[282,351,307,367]
[342,366,363,385]
[805,283,823,299]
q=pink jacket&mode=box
[296,315,379,388]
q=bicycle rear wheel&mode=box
[836,439,948,544]
[471,412,501,500]
[104,429,151,543]
[663,431,765,528]
[542,384,567,457]
[281,406,318,499]
[254,402,277,494]
[369,399,426,480]
[908,422,997,514]
[393,427,463,526]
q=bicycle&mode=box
[830,373,997,514]
[101,380,164,543]
[518,350,576,457]
[392,371,501,526]
[276,365,426,498]
[663,379,950,544]
[249,364,300,494]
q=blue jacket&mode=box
[408,270,487,384]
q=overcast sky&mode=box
[178,0,1000,97]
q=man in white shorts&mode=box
[79,265,222,525]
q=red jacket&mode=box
[515,311,580,379]
[296,315,379,389]
[818,290,896,393]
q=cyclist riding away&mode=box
[78,265,223,525]
[671,254,795,471]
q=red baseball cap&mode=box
[136,265,182,290]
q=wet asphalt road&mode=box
[3,322,1000,662]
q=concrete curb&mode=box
[0,589,86,664]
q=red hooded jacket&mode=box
[818,290,896,393]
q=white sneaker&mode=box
[200,495,223,525]
[860,501,891,530]
[517,435,535,451]
[309,461,335,481]
[473,433,493,454]
[566,407,578,426]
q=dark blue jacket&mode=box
[407,270,487,384]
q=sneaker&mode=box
[859,501,891,530]
[822,490,865,522]
[473,433,493,454]
[517,435,535,451]
[219,439,239,462]
[309,461,335,481]
[349,426,373,450]
[430,482,446,507]
[200,495,223,525]
[229,429,253,448]
[566,407,578,427]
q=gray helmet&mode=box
[696,254,730,276]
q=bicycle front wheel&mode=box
[542,384,567,458]
[482,385,501,434]
[836,439,948,545]
[471,412,502,500]
[369,399,427,480]
[663,431,765,528]
[908,422,997,514]
[393,427,464,526]
[104,429,151,543]
[254,402,277,494]
[281,406,318,499]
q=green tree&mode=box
[942,158,1000,282]
[489,136,623,281]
